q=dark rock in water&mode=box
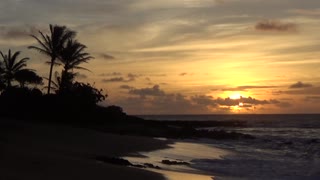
[308,139,318,144]
[94,156,132,166]
[161,160,190,165]
[283,141,293,145]
[131,164,146,168]
[144,163,162,169]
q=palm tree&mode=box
[0,49,30,87]
[0,61,6,91]
[14,69,43,88]
[57,39,93,92]
[59,39,93,72]
[28,24,76,94]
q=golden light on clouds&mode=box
[1,0,320,114]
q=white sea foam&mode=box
[136,114,320,179]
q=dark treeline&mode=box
[0,24,117,122]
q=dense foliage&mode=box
[0,24,108,121]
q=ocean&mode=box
[136,114,320,180]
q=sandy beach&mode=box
[0,118,172,180]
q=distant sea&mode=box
[137,114,320,179]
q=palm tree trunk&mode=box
[47,57,55,94]
[7,79,11,88]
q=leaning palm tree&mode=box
[58,39,93,72]
[28,24,76,94]
[57,39,93,93]
[0,49,30,87]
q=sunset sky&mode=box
[1,0,320,114]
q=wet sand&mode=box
[125,141,231,180]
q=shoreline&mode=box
[0,118,172,180]
[125,140,231,180]
[0,118,233,180]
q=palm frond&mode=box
[73,66,92,72]
[28,34,51,54]
[28,46,51,56]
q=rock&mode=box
[94,156,132,166]
[161,160,190,165]
[144,163,161,169]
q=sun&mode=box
[229,92,243,99]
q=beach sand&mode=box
[0,118,171,180]
[0,118,229,180]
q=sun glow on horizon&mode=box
[228,92,247,100]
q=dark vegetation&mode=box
[0,24,253,140]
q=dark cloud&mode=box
[216,96,276,106]
[99,53,115,60]
[0,25,41,39]
[127,85,281,107]
[113,84,286,114]
[128,85,165,98]
[112,86,212,114]
[223,85,278,91]
[100,72,122,76]
[112,93,210,114]
[255,20,297,32]
[102,77,127,82]
[119,85,134,90]
[179,72,194,76]
[191,95,218,107]
[102,73,140,83]
[127,73,140,81]
[289,81,313,89]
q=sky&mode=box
[1,0,320,114]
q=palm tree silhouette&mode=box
[57,39,93,92]
[28,24,76,94]
[0,49,30,87]
[59,39,93,72]
[0,60,5,90]
[15,69,43,88]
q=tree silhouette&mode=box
[15,69,43,88]
[59,39,93,72]
[57,39,93,93]
[28,24,76,94]
[0,61,5,91]
[0,49,30,88]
